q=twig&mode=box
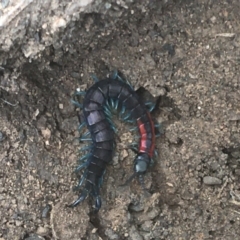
[1,98,19,106]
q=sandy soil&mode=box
[0,0,240,239]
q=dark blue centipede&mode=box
[70,71,158,211]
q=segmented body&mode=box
[70,72,156,211]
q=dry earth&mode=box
[0,0,240,239]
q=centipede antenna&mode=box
[120,172,138,186]
[90,74,99,82]
[71,99,83,109]
[138,174,147,191]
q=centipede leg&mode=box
[113,71,134,90]
[128,143,138,153]
[73,170,88,191]
[103,106,112,118]
[98,170,106,187]
[75,90,86,96]
[75,161,89,173]
[69,189,89,207]
[79,137,92,141]
[110,70,118,80]
[154,123,161,137]
[71,99,83,109]
[90,74,99,82]
[81,131,91,138]
[145,102,156,112]
[129,126,138,132]
[122,111,132,121]
[78,153,91,163]
[79,145,91,152]
[78,122,86,132]
[93,186,101,211]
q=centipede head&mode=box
[121,153,151,188]
[133,153,151,174]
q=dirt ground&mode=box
[1,0,240,239]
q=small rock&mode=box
[203,176,222,186]
[59,103,63,109]
[210,16,217,23]
[42,204,51,218]
[41,128,51,139]
[71,72,80,79]
[147,208,160,220]
[15,220,23,227]
[121,149,128,159]
[36,226,49,236]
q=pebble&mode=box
[41,204,51,218]
[203,176,222,186]
[0,131,4,141]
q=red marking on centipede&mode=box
[137,112,155,157]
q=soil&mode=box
[1,0,240,239]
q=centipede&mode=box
[70,71,158,211]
